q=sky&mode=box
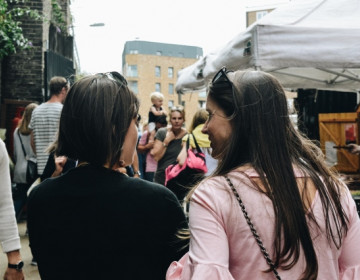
[70,0,289,74]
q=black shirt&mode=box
[28,164,188,280]
[40,152,77,181]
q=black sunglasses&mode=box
[212,66,232,85]
[212,67,238,111]
[98,71,128,87]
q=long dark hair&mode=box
[57,73,139,169]
[208,70,348,280]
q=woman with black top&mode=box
[27,72,188,280]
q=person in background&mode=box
[177,108,218,176]
[40,137,77,181]
[138,115,168,182]
[136,122,148,179]
[12,103,38,218]
[0,138,24,280]
[167,68,360,279]
[151,106,187,185]
[148,92,167,143]
[27,72,187,280]
[29,76,69,176]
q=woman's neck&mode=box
[172,127,182,136]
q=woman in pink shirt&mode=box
[167,68,360,279]
[137,116,168,182]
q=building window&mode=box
[129,81,138,94]
[156,51,162,56]
[199,100,206,109]
[155,83,161,92]
[168,67,174,78]
[127,65,138,77]
[168,83,174,95]
[129,49,138,54]
[168,100,174,109]
[198,90,206,98]
[155,66,161,77]
[256,11,268,21]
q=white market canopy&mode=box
[176,0,360,93]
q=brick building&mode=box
[0,0,74,155]
[245,0,291,27]
[122,40,206,130]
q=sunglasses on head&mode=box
[212,66,238,110]
[98,71,128,87]
[171,106,184,112]
[212,66,234,87]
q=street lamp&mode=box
[89,23,105,27]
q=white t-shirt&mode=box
[0,139,21,252]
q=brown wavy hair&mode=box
[205,70,349,280]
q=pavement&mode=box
[0,221,40,279]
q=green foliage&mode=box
[51,0,67,33]
[0,0,41,60]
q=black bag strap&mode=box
[225,175,281,280]
[17,130,28,158]
[186,133,202,154]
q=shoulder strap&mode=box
[190,133,202,154]
[186,133,191,151]
[224,175,281,280]
[17,130,27,158]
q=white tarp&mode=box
[176,0,360,93]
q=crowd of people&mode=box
[0,68,359,279]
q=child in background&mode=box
[148,92,167,143]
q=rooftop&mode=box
[122,40,203,66]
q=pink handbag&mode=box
[165,134,207,200]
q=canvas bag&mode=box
[17,130,38,184]
[165,133,207,201]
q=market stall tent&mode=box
[176,0,360,93]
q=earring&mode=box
[119,160,125,167]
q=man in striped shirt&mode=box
[30,76,69,175]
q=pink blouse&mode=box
[139,130,157,172]
[167,168,360,279]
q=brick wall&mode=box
[0,0,73,152]
[1,0,73,104]
[2,0,45,102]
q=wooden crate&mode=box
[319,112,360,173]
